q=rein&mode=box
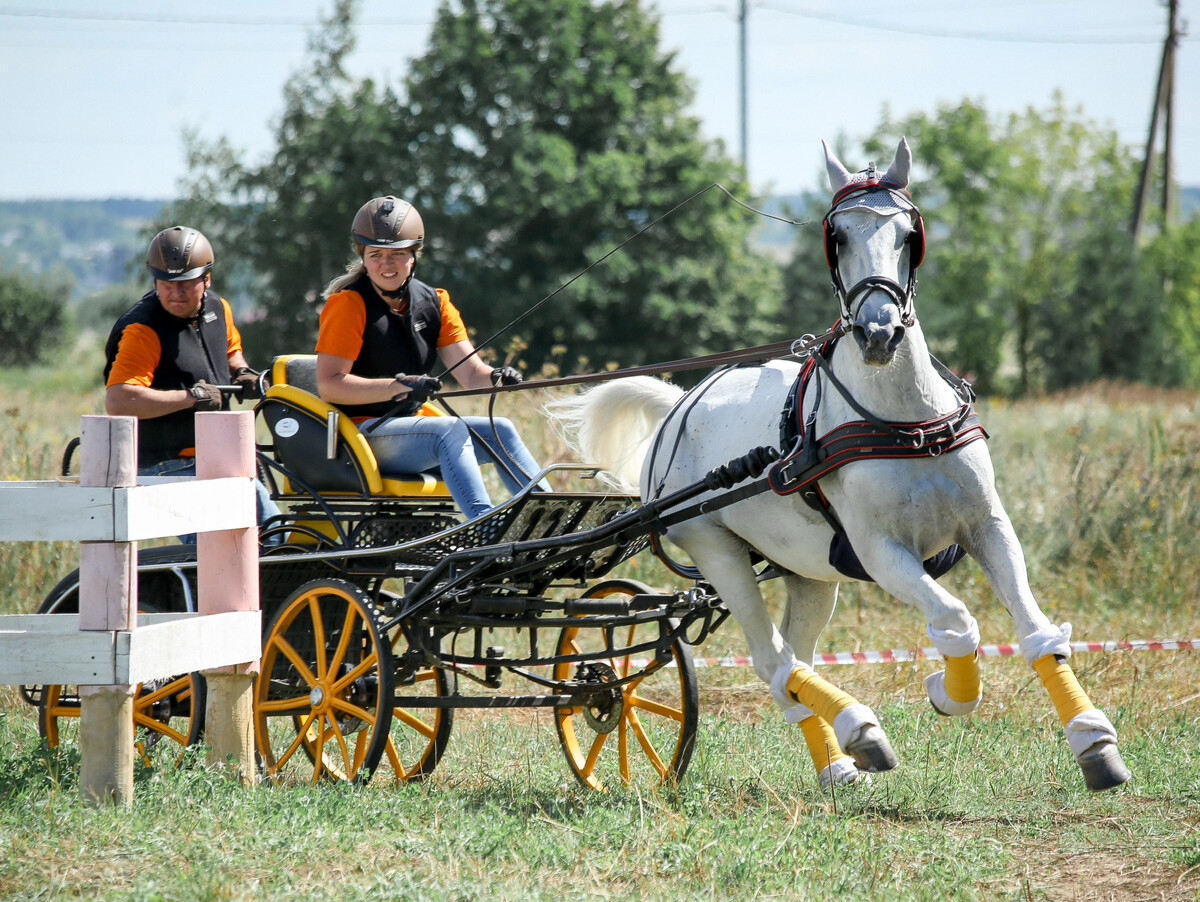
[434,330,847,401]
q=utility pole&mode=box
[1132,0,1183,241]
[739,0,748,170]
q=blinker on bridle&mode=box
[823,177,925,327]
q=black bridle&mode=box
[823,179,925,328]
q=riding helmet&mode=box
[146,226,214,282]
[351,196,424,251]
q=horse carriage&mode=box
[23,352,775,789]
[22,138,1130,794]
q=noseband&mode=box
[823,179,924,327]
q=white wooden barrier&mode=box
[0,412,261,803]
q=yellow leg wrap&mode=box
[798,714,851,773]
[1033,654,1094,727]
[943,652,981,704]
[786,667,858,726]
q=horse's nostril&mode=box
[887,326,906,351]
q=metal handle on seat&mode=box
[326,410,339,460]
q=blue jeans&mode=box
[361,415,546,519]
[140,457,282,544]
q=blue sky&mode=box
[0,0,1195,201]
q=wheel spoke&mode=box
[272,635,318,687]
[328,652,379,695]
[392,706,437,739]
[307,595,328,676]
[131,715,189,747]
[257,692,312,714]
[329,697,379,726]
[581,731,608,779]
[326,602,361,676]
[627,694,684,722]
[274,711,318,770]
[628,709,669,777]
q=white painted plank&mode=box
[0,612,261,685]
[0,484,115,541]
[0,615,118,683]
[0,478,254,542]
[118,478,256,541]
[123,612,261,683]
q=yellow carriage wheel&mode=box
[39,674,205,768]
[553,579,699,791]
[34,570,206,769]
[254,579,394,784]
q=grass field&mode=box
[0,349,1198,901]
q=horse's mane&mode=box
[544,376,684,492]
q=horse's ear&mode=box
[823,140,852,192]
[883,137,912,188]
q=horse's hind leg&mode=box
[969,514,1130,791]
[779,574,862,786]
[783,664,898,773]
[774,573,897,774]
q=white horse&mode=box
[548,138,1129,792]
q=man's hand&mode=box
[491,366,523,386]
[189,380,223,411]
[393,374,443,405]
[232,366,260,401]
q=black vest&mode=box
[337,274,443,420]
[103,290,233,466]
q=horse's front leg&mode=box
[851,539,985,717]
[966,511,1130,791]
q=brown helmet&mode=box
[146,226,214,281]
[351,196,424,250]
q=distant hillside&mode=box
[0,199,169,299]
[2,190,1197,301]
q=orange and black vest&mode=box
[103,290,233,466]
[337,274,442,420]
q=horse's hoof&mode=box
[924,670,981,717]
[844,725,899,773]
[818,758,868,790]
[1078,741,1131,792]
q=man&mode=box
[104,225,279,535]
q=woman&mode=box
[315,195,545,519]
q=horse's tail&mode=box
[545,376,684,492]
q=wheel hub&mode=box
[577,662,623,734]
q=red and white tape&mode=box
[673,638,1200,669]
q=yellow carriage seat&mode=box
[262,354,451,500]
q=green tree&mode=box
[172,0,781,373]
[1142,217,1200,386]
[0,264,69,366]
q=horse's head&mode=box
[822,138,925,367]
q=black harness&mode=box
[647,330,989,583]
[762,330,987,580]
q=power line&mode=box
[748,1,1185,45]
[0,7,430,27]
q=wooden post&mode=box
[195,411,260,783]
[77,415,138,805]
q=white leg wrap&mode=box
[818,757,865,790]
[1064,709,1119,758]
[927,616,981,658]
[832,703,879,751]
[924,669,981,716]
[1019,622,1073,666]
[784,703,815,725]
[770,658,803,707]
